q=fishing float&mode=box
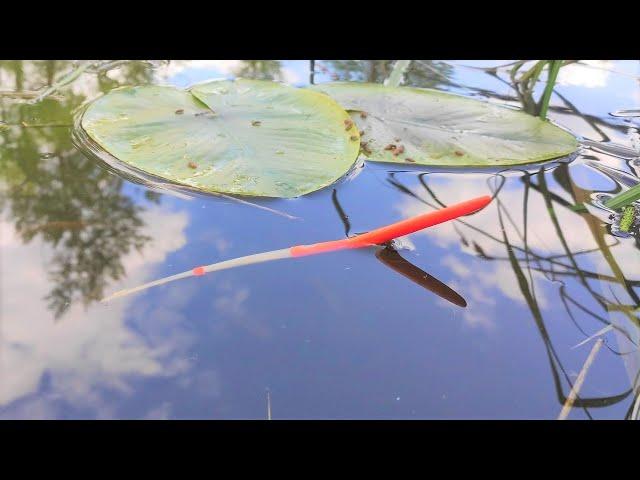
[101,195,492,303]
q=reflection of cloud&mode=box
[393,173,617,329]
[157,60,242,80]
[440,249,549,330]
[155,60,305,87]
[197,228,232,255]
[0,205,191,415]
[281,67,302,85]
[178,369,221,399]
[210,281,271,339]
[395,168,639,334]
[214,287,250,317]
[144,401,172,420]
[557,61,613,88]
[396,174,599,256]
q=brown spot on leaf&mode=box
[393,145,405,156]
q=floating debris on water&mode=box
[175,109,184,115]
[251,120,262,126]
[360,111,368,119]
[454,150,465,156]
[188,161,198,169]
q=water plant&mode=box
[81,80,360,198]
[77,74,578,198]
[508,60,572,118]
[311,82,577,167]
[605,183,640,210]
[538,60,563,120]
[620,205,637,232]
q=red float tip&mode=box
[192,266,206,276]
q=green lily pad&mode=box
[80,80,360,198]
[310,82,578,167]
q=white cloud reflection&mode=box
[393,172,639,330]
[0,205,192,415]
[155,60,303,87]
[557,61,614,88]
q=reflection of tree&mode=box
[321,60,454,88]
[95,61,159,92]
[0,60,158,318]
[234,60,284,81]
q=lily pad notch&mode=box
[79,79,579,199]
[80,79,361,198]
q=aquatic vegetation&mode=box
[605,183,640,211]
[538,60,563,120]
[311,82,578,167]
[620,205,637,232]
[506,60,574,118]
[77,66,579,199]
[4,60,640,419]
[81,80,360,198]
[384,60,412,88]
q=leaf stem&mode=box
[538,60,562,120]
[605,183,640,210]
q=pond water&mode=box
[1,60,639,419]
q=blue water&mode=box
[0,60,638,419]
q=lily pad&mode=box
[310,82,578,167]
[80,80,360,198]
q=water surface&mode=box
[1,60,639,419]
